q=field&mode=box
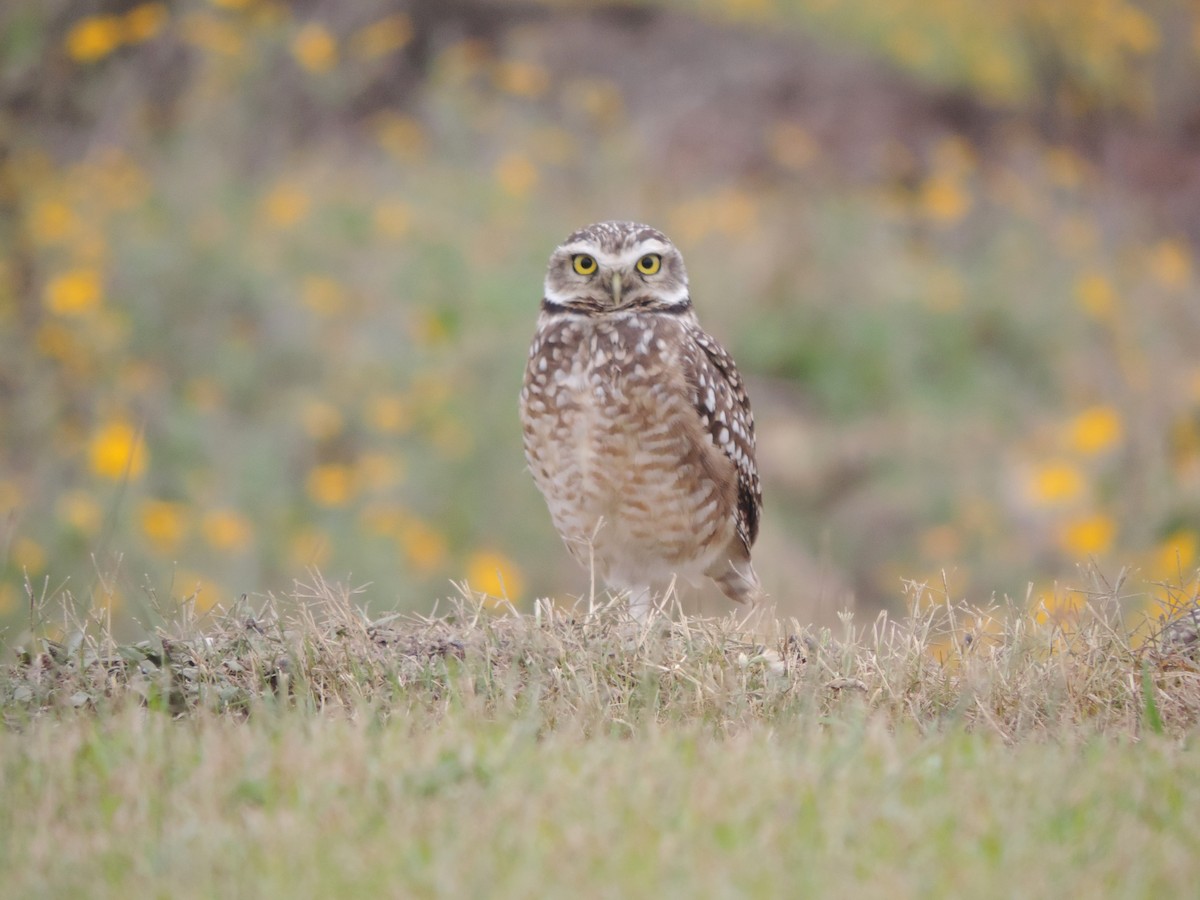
[5,1,1200,894]
[3,580,1200,897]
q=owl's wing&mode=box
[685,325,762,552]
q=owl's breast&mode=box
[520,314,736,584]
[521,316,672,503]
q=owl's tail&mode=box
[709,559,763,605]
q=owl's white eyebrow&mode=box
[558,243,614,260]
[559,242,670,264]
[625,241,670,257]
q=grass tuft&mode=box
[5,575,1200,740]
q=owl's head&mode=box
[543,221,690,315]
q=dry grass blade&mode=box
[3,575,1199,739]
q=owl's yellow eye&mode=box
[572,254,597,275]
[635,254,662,275]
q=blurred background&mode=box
[2,0,1200,637]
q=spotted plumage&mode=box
[519,221,763,612]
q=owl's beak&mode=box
[610,271,623,305]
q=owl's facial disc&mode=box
[544,236,689,314]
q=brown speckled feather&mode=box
[684,323,761,551]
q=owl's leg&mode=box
[627,586,655,621]
[627,580,682,621]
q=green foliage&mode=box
[1142,659,1165,735]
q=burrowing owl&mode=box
[519,221,762,614]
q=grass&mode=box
[3,578,1200,896]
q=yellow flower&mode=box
[1148,239,1192,290]
[289,527,331,568]
[888,26,935,68]
[92,149,150,211]
[175,571,225,613]
[58,491,102,534]
[357,452,405,491]
[1114,4,1158,54]
[359,503,407,537]
[1067,406,1123,456]
[260,183,310,228]
[987,168,1036,216]
[299,398,343,440]
[430,417,473,458]
[924,266,965,312]
[726,0,772,15]
[410,372,452,408]
[932,137,977,178]
[201,509,254,551]
[918,174,971,223]
[11,537,46,573]
[1034,587,1084,627]
[0,584,18,615]
[1074,272,1117,319]
[1057,513,1116,556]
[44,269,103,316]
[1056,216,1097,257]
[373,201,411,239]
[494,154,538,198]
[668,189,759,244]
[65,16,124,63]
[1045,147,1087,189]
[918,525,962,560]
[410,309,451,346]
[1155,531,1198,575]
[970,49,1021,102]
[292,23,338,74]
[300,275,348,316]
[400,520,447,574]
[306,464,356,507]
[123,3,168,43]
[528,126,578,166]
[492,60,550,97]
[140,499,188,553]
[186,377,224,412]
[94,585,123,614]
[180,12,244,57]
[365,394,412,433]
[562,78,624,127]
[28,200,78,244]
[88,419,147,480]
[467,550,525,605]
[35,322,85,364]
[351,15,412,60]
[72,227,110,264]
[373,113,428,161]
[766,122,818,170]
[1170,415,1200,477]
[710,189,758,237]
[0,479,22,513]
[1028,461,1085,506]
